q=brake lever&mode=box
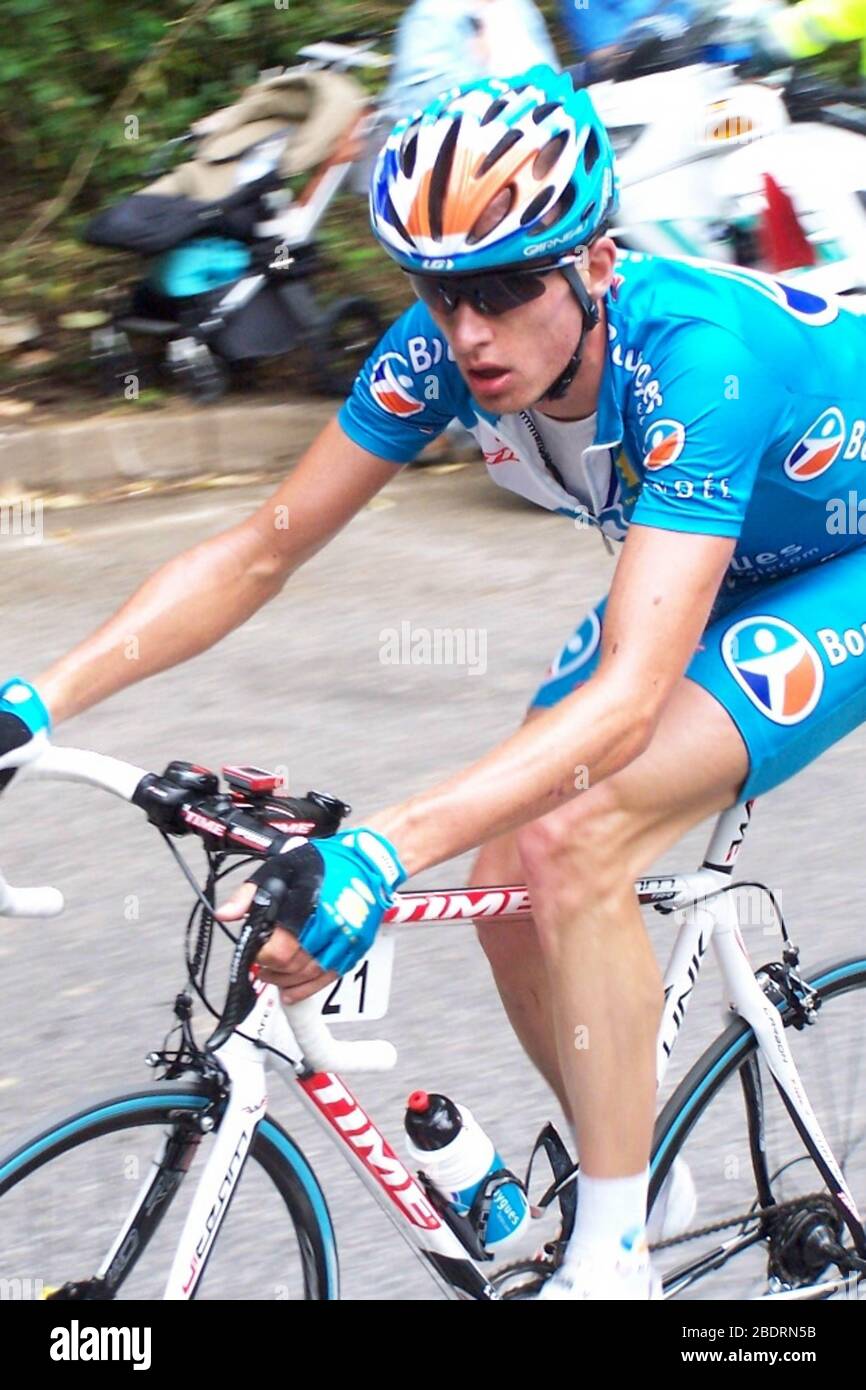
[206,879,285,1052]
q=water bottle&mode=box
[404,1090,529,1253]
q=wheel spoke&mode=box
[0,1091,335,1300]
[651,962,866,1298]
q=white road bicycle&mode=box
[0,742,865,1301]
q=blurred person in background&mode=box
[384,0,559,122]
[558,0,698,80]
[742,0,866,79]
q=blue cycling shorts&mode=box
[530,547,866,800]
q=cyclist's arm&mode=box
[37,418,400,725]
[368,524,735,873]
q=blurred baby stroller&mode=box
[85,49,386,403]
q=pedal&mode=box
[42,1278,109,1300]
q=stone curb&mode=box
[0,400,342,494]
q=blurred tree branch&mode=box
[8,0,221,253]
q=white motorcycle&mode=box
[590,47,866,295]
[307,33,866,299]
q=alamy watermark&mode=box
[827,491,866,536]
[49,1320,152,1371]
[0,1276,44,1299]
[379,622,487,676]
[0,499,43,540]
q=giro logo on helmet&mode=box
[369,352,424,418]
[523,231,581,257]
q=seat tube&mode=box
[701,799,755,875]
[657,898,718,1085]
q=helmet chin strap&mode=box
[537,263,600,404]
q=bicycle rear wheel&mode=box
[0,1085,338,1300]
[649,955,866,1299]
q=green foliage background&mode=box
[0,0,564,397]
[2,1,405,209]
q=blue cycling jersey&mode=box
[338,251,866,603]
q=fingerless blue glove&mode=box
[251,827,407,975]
[0,678,52,791]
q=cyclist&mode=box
[558,0,697,80]
[745,0,866,78]
[4,64,866,1299]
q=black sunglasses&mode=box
[407,254,581,318]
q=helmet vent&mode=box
[383,190,413,247]
[429,118,462,240]
[481,98,508,126]
[477,128,523,177]
[520,186,556,226]
[400,129,419,179]
[467,186,514,244]
[581,199,597,223]
[533,132,567,180]
[583,127,600,174]
[540,182,576,229]
[532,102,560,125]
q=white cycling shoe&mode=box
[534,1160,696,1300]
[647,1157,697,1243]
[535,1243,662,1301]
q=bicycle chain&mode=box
[651,1191,842,1250]
[492,1192,866,1295]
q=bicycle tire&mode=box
[0,1084,338,1301]
[649,954,866,1297]
[312,296,384,397]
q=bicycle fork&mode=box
[162,1031,268,1300]
[49,1113,205,1301]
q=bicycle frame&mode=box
[149,799,866,1301]
[4,747,864,1300]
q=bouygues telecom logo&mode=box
[369,352,424,417]
[784,407,846,482]
[722,616,823,725]
[643,419,686,471]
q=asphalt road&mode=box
[2,460,865,1300]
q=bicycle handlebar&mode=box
[283,996,398,1072]
[0,744,144,918]
[2,742,396,1072]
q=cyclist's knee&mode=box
[470,834,534,960]
[516,781,630,903]
[470,832,523,888]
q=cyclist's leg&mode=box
[472,677,748,1143]
[473,608,610,1116]
[479,544,866,1205]
[514,677,748,1185]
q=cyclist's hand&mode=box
[217,828,406,998]
[0,678,52,793]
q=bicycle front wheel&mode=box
[0,1085,338,1300]
[650,955,866,1299]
